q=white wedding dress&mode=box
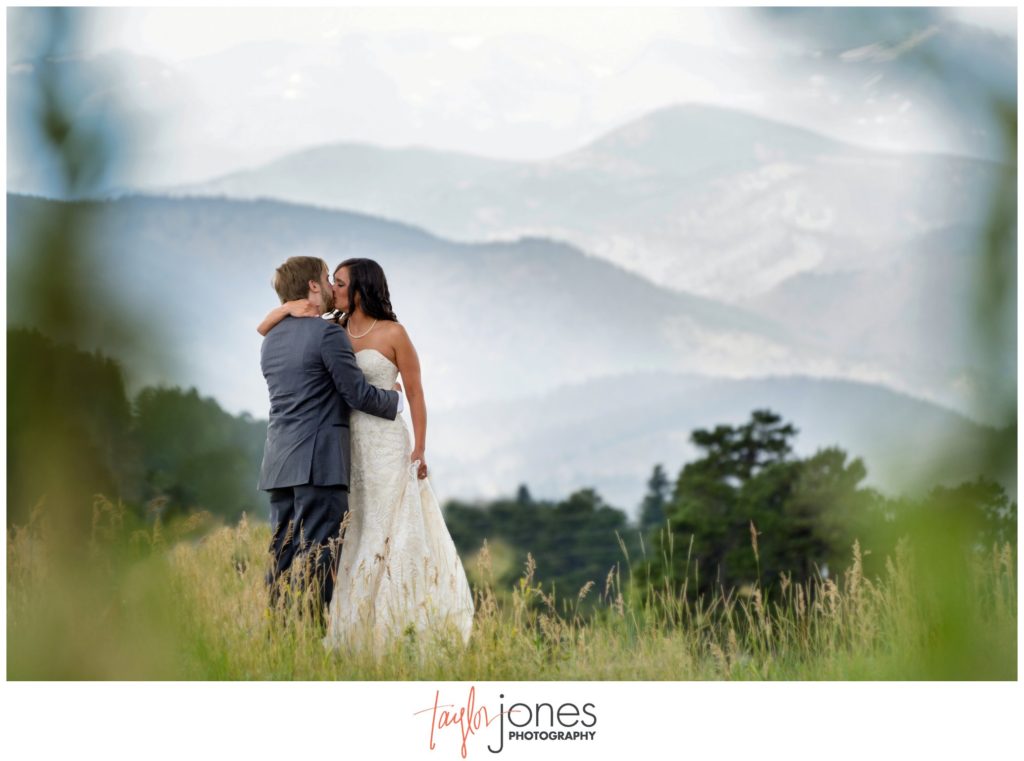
[323,348,475,654]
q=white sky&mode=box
[72,6,1015,62]
[73,7,771,62]
[6,5,1018,186]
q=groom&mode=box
[258,255,401,625]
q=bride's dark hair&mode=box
[335,258,399,325]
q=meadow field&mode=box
[7,497,1016,681]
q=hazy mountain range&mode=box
[175,103,1004,295]
[165,104,1015,425]
[6,192,813,414]
[7,191,1012,512]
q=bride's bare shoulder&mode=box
[379,320,410,340]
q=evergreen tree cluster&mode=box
[445,409,1015,601]
[8,329,268,525]
[444,485,628,598]
[637,409,1015,598]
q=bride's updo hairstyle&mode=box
[336,258,399,326]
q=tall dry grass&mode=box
[7,498,1017,680]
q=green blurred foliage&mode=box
[7,8,164,553]
[7,328,269,526]
[7,329,140,525]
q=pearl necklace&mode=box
[346,317,378,339]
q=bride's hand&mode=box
[284,299,320,318]
[411,449,427,480]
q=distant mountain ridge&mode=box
[7,191,1011,514]
[6,192,815,413]
[163,103,1015,423]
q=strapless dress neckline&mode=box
[355,348,397,370]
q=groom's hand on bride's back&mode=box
[392,382,406,414]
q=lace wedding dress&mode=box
[323,348,475,654]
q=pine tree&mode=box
[639,464,669,532]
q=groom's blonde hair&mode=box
[273,256,327,303]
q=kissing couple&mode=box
[256,256,474,654]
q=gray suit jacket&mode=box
[258,315,399,490]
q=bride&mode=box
[257,258,474,654]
